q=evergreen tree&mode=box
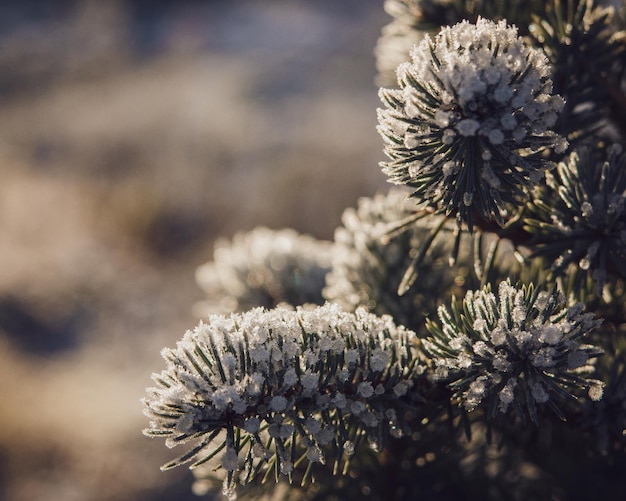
[143,1,626,499]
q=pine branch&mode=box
[142,304,427,499]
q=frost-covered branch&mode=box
[423,280,604,424]
[378,18,567,242]
[143,304,425,499]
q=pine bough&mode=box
[143,2,626,499]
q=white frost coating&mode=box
[222,448,239,472]
[301,373,319,394]
[343,441,355,456]
[435,109,451,127]
[371,349,392,371]
[387,18,562,147]
[393,381,410,397]
[487,129,505,145]
[442,128,456,144]
[357,382,375,398]
[283,368,297,387]
[499,378,517,407]
[351,401,367,415]
[143,303,424,494]
[531,382,550,403]
[422,280,603,421]
[270,396,288,412]
[377,18,566,228]
[306,446,325,464]
[243,417,260,434]
[456,119,480,136]
[589,383,604,401]
[252,443,269,459]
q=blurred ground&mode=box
[0,1,389,500]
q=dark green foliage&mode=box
[529,0,626,146]
[144,2,626,499]
[525,144,626,295]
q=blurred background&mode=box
[0,1,389,500]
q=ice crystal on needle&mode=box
[423,280,603,423]
[143,304,424,496]
[378,18,566,231]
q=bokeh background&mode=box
[0,1,390,500]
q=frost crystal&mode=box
[588,383,604,402]
[499,378,517,409]
[357,382,375,398]
[378,18,566,230]
[423,280,603,423]
[343,441,355,456]
[270,396,288,412]
[222,448,239,472]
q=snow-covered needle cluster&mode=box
[423,280,604,423]
[143,303,424,499]
[195,227,332,315]
[323,189,461,333]
[378,18,567,230]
